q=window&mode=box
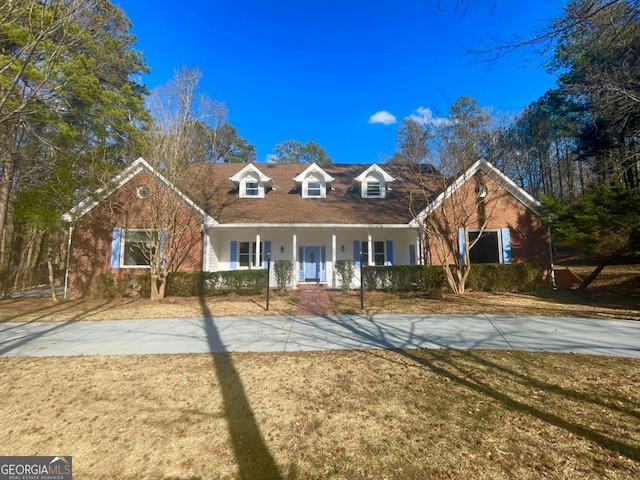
[307,181,322,197]
[373,241,385,266]
[136,185,149,199]
[361,241,386,266]
[366,181,381,197]
[245,182,259,196]
[468,230,500,264]
[123,230,157,267]
[239,241,263,267]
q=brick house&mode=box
[62,157,548,298]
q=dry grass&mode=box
[1,264,638,478]
[0,291,300,323]
[1,349,639,479]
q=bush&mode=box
[273,260,293,289]
[165,270,268,297]
[335,259,354,291]
[360,264,543,293]
[466,263,543,292]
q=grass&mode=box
[0,263,638,478]
[0,350,639,479]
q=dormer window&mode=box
[355,165,394,199]
[366,180,381,197]
[294,163,335,199]
[244,179,260,197]
[307,180,322,197]
[229,164,274,199]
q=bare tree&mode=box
[135,66,224,300]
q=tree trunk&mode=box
[47,244,58,302]
[150,273,167,300]
[577,248,627,292]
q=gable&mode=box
[62,157,211,224]
[413,159,541,226]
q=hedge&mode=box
[362,264,544,293]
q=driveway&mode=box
[1,314,639,358]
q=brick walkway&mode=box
[296,287,334,316]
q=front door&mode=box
[304,246,321,281]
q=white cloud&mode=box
[265,153,278,163]
[409,106,449,126]
[368,110,397,125]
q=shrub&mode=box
[335,259,354,291]
[273,260,293,289]
[359,264,543,293]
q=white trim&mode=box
[412,158,541,226]
[229,163,274,198]
[205,222,414,229]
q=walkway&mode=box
[296,287,334,316]
[2,314,640,358]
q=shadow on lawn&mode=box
[310,313,640,465]
[198,295,283,480]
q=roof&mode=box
[185,162,444,225]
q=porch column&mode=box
[416,230,423,265]
[292,231,297,287]
[367,231,373,266]
[255,231,261,268]
[331,231,337,288]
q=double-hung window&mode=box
[361,241,386,266]
[238,241,263,267]
[307,181,322,197]
[245,181,259,197]
[366,181,381,197]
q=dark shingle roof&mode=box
[185,163,444,225]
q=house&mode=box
[62,157,548,298]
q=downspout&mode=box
[63,224,73,300]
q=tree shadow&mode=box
[297,313,640,463]
[198,294,282,479]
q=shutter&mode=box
[298,246,304,281]
[458,228,466,265]
[110,228,122,268]
[386,240,393,266]
[230,241,238,270]
[353,240,360,268]
[263,240,271,269]
[320,246,326,282]
[409,245,416,266]
[501,228,512,264]
[160,228,167,268]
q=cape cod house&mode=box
[62,157,547,298]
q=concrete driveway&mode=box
[1,314,639,358]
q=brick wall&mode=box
[66,170,204,298]
[424,170,548,267]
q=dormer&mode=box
[354,164,395,198]
[229,164,274,198]
[293,163,335,199]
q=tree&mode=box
[543,186,640,290]
[0,0,149,293]
[387,118,432,164]
[410,97,507,294]
[430,96,497,176]
[137,66,223,300]
[272,140,332,164]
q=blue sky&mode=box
[115,0,564,164]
